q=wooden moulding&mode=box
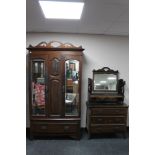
[93,67,118,74]
[27,41,84,51]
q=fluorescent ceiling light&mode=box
[39,1,84,19]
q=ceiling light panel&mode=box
[39,1,84,19]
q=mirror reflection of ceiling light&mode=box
[74,81,78,84]
[108,77,116,80]
[95,83,100,86]
[39,1,84,19]
[100,81,106,83]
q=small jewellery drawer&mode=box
[31,122,78,133]
[91,116,126,124]
[91,108,127,116]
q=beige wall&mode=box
[26,32,129,127]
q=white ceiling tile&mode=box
[26,0,129,36]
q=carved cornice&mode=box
[28,41,82,49]
[93,67,118,73]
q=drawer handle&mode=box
[116,118,122,122]
[115,126,120,129]
[97,127,103,131]
[64,126,70,131]
[40,125,47,130]
[115,110,121,113]
[114,126,121,130]
[97,118,103,121]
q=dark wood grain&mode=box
[28,43,84,139]
[86,103,128,138]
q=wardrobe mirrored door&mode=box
[65,59,80,116]
[31,59,46,116]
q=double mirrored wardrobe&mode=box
[27,41,84,139]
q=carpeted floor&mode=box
[26,131,129,155]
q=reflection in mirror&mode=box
[31,59,46,115]
[94,74,117,91]
[65,60,79,116]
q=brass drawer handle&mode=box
[114,126,122,130]
[40,125,47,130]
[64,126,70,131]
[115,110,121,113]
[97,118,103,121]
[115,118,122,122]
[96,127,103,131]
[115,126,120,129]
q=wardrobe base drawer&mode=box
[31,122,79,133]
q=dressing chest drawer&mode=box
[91,116,126,124]
[86,102,128,138]
[91,108,127,116]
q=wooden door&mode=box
[48,53,65,117]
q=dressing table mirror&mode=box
[93,67,118,93]
[88,67,125,104]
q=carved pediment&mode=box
[28,41,82,49]
[93,67,118,73]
